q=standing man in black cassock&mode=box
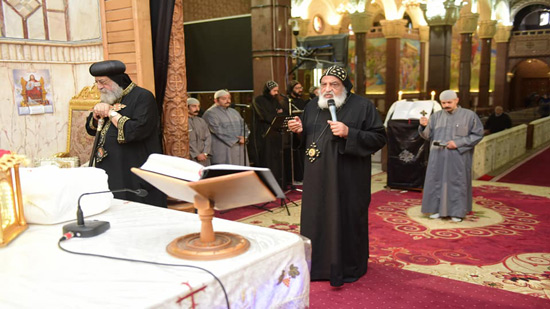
[253,80,287,187]
[85,60,166,207]
[288,66,386,287]
[285,80,307,183]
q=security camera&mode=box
[289,19,300,36]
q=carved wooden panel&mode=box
[509,34,550,58]
[162,0,188,158]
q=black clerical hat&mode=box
[89,60,126,76]
[89,60,132,89]
[321,65,353,93]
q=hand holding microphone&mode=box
[434,140,457,149]
[328,99,338,121]
[327,99,348,138]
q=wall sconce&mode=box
[506,72,514,83]
[0,153,28,246]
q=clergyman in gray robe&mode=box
[418,90,483,222]
[203,89,250,165]
[187,98,211,166]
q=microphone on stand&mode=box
[327,99,338,122]
[62,188,148,238]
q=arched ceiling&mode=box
[291,0,513,30]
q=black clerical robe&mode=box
[300,94,386,287]
[253,94,288,187]
[86,85,166,207]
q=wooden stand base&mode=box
[167,232,250,260]
[166,194,250,260]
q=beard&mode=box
[318,88,348,110]
[100,83,123,104]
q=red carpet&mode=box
[310,263,550,308]
[497,146,550,186]
[229,182,550,305]
[214,186,302,221]
[368,185,550,300]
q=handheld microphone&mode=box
[327,99,338,122]
[233,104,250,108]
[62,188,148,238]
[433,141,448,147]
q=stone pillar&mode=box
[419,25,429,99]
[421,1,460,99]
[380,19,408,112]
[456,12,479,109]
[162,0,188,157]
[477,20,497,110]
[350,12,373,97]
[493,25,513,111]
[251,0,291,96]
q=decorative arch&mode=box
[510,0,550,19]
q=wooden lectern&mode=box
[131,168,279,260]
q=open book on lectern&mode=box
[391,100,438,120]
[131,154,285,210]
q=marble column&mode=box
[251,0,291,96]
[456,12,479,109]
[493,25,513,110]
[419,25,429,99]
[350,12,373,97]
[421,1,460,99]
[380,19,408,112]
[477,20,497,110]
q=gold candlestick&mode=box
[430,91,436,101]
[398,91,403,101]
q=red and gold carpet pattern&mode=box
[369,183,550,299]
[236,181,550,301]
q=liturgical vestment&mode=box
[300,94,386,287]
[203,104,250,165]
[419,106,483,218]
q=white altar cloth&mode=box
[0,199,310,308]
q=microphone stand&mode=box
[287,97,302,193]
[62,188,148,238]
[236,104,247,166]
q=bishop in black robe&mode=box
[85,60,166,207]
[289,66,386,287]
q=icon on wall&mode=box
[13,69,54,115]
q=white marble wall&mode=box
[0,0,103,162]
[0,61,98,161]
[473,124,528,179]
[530,116,550,149]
